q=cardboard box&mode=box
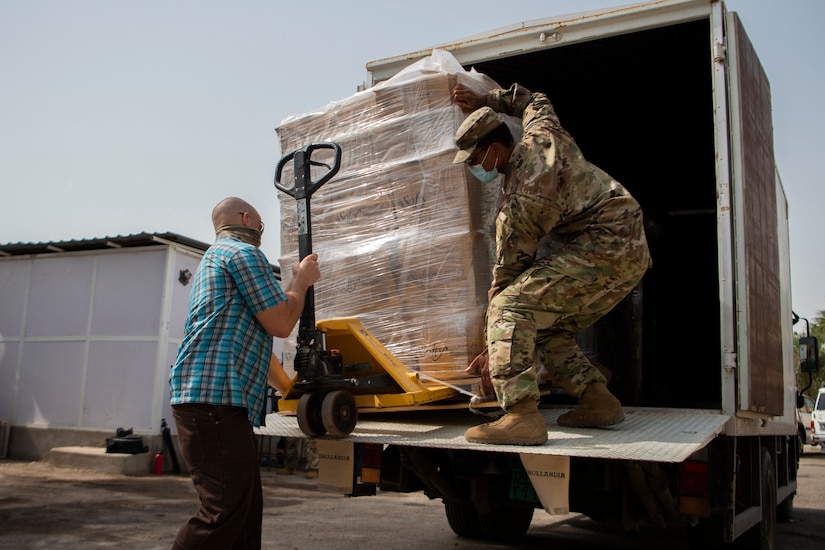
[277,65,498,378]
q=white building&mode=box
[0,232,282,459]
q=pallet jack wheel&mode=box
[297,392,326,437]
[321,390,358,437]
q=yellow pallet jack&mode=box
[274,143,460,437]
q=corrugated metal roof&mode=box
[0,231,282,276]
[0,232,212,257]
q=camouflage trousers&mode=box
[283,437,318,470]
[487,251,649,409]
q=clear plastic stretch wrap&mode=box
[276,50,503,377]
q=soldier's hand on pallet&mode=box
[465,349,493,396]
[452,84,485,113]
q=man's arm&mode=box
[267,353,292,393]
[452,83,532,116]
[255,254,320,338]
[453,83,561,135]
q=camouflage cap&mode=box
[452,107,503,164]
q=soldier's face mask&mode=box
[468,145,499,183]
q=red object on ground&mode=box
[153,451,164,475]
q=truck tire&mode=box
[739,447,776,550]
[477,505,534,541]
[444,501,533,541]
[444,501,483,538]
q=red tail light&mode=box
[680,461,708,497]
[679,460,709,516]
[361,443,382,484]
[362,443,382,469]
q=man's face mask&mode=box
[468,145,499,183]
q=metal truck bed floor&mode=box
[257,406,729,463]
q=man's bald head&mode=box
[212,197,256,230]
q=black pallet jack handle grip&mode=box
[274,142,342,336]
[275,142,342,202]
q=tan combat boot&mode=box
[465,399,548,445]
[557,381,625,428]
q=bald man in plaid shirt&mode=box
[170,196,320,549]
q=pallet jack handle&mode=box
[275,142,342,335]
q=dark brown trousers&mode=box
[172,404,262,549]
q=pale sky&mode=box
[1,0,823,324]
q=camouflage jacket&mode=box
[485,83,649,300]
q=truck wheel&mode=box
[739,447,776,549]
[297,392,326,437]
[445,501,533,541]
[321,390,358,437]
[444,501,483,538]
[478,505,534,541]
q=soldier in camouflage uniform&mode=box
[452,83,651,445]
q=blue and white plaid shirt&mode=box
[170,235,286,426]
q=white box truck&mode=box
[810,387,825,449]
[258,0,821,547]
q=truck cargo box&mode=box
[265,0,796,456]
[363,0,794,427]
[260,2,806,545]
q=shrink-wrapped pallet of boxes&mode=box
[276,51,505,379]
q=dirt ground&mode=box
[0,458,202,548]
[1,448,824,550]
[0,457,453,550]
